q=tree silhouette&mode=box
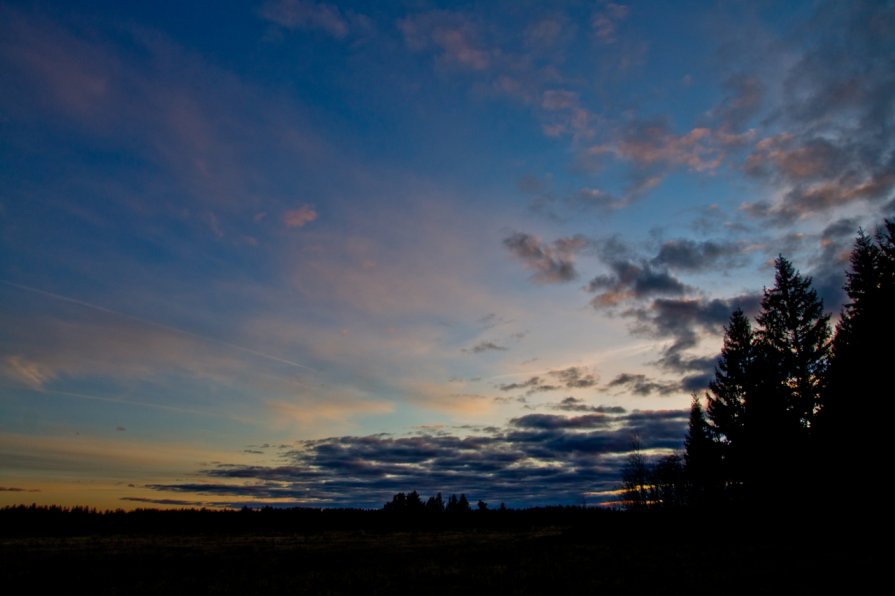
[754,255,831,433]
[621,438,651,510]
[819,220,895,506]
[651,454,685,509]
[707,308,753,447]
[744,256,831,504]
[425,492,445,514]
[706,308,754,495]
[684,395,719,505]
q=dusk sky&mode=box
[2,0,892,509]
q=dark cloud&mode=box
[618,294,761,388]
[498,376,558,393]
[148,408,688,508]
[806,216,863,312]
[606,373,679,396]
[463,340,508,354]
[550,366,598,388]
[680,373,714,393]
[821,217,862,243]
[632,295,761,347]
[503,232,590,283]
[497,366,598,394]
[0,486,38,492]
[650,239,747,272]
[549,397,626,414]
[510,413,610,430]
[588,260,689,307]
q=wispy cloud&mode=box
[398,11,491,71]
[592,2,629,45]
[283,205,318,228]
[463,341,508,354]
[260,0,351,39]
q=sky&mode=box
[1,0,893,510]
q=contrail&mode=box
[1,280,316,372]
[39,388,219,418]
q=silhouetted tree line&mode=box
[383,491,490,515]
[2,502,657,537]
[623,219,895,511]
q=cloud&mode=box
[463,341,508,354]
[606,373,679,396]
[283,205,318,228]
[592,3,630,45]
[623,294,761,385]
[540,89,594,140]
[510,413,611,430]
[549,366,599,389]
[588,260,689,307]
[498,376,559,394]
[503,232,589,284]
[549,398,626,414]
[738,1,895,223]
[260,0,350,39]
[498,366,598,395]
[805,216,864,311]
[398,11,491,71]
[712,74,764,131]
[591,120,724,173]
[2,355,55,389]
[147,408,688,507]
[650,239,748,272]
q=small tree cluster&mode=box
[383,491,472,515]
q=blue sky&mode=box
[1,0,892,509]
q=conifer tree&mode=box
[748,256,830,504]
[706,308,754,496]
[707,308,754,448]
[820,220,895,504]
[685,396,718,505]
[754,256,831,433]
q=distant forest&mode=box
[624,219,894,511]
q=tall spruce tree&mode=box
[754,256,831,433]
[820,220,895,505]
[684,396,718,505]
[748,256,830,504]
[707,308,754,448]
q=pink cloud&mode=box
[399,11,491,71]
[593,2,629,44]
[592,123,723,172]
[260,0,349,39]
[283,205,318,228]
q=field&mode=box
[0,520,873,594]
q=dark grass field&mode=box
[1,522,875,594]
